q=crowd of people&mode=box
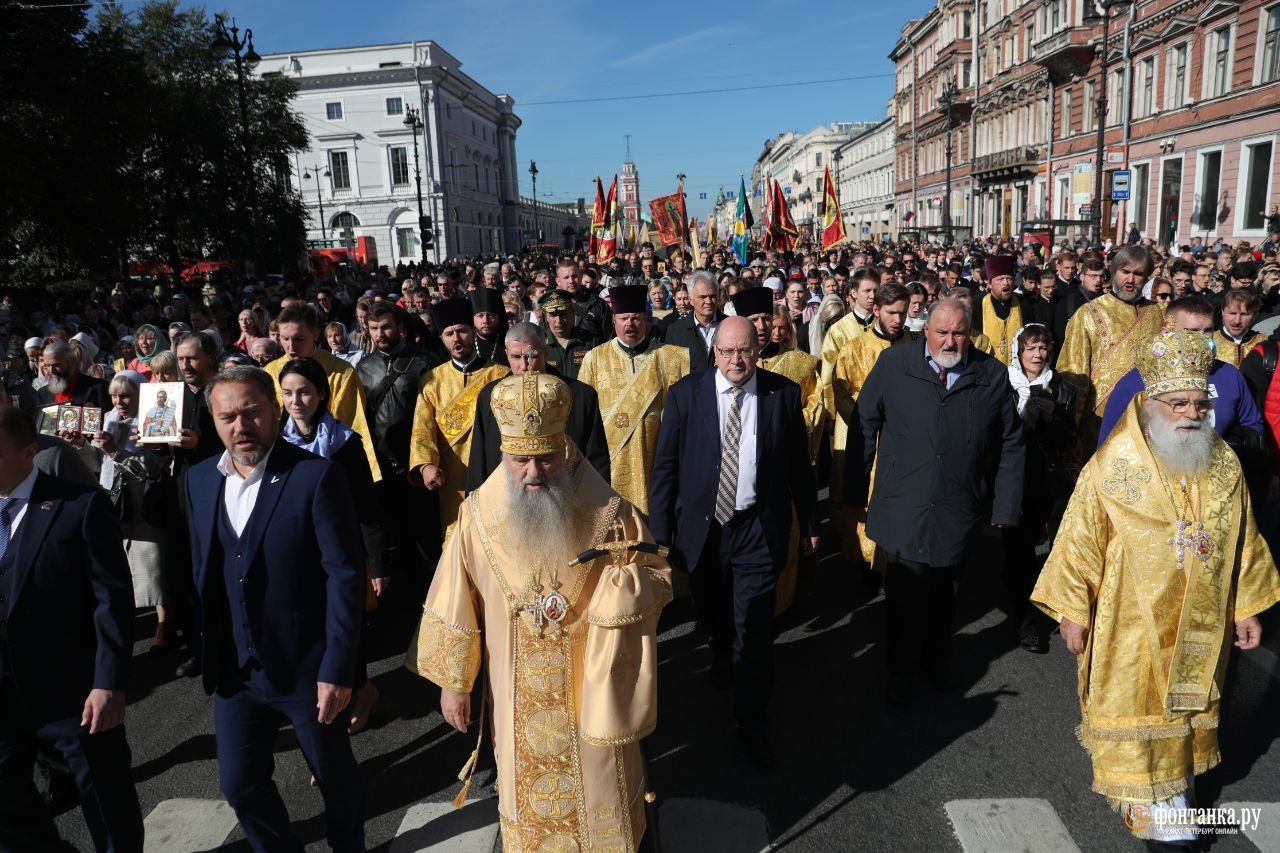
[2,223,1280,852]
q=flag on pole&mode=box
[639,220,651,247]
[772,178,799,251]
[648,192,685,247]
[598,175,619,263]
[731,175,753,265]
[820,165,847,252]
[589,177,605,258]
[689,216,702,268]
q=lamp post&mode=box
[529,160,539,244]
[302,164,330,241]
[211,15,261,264]
[404,107,428,261]
[1083,0,1129,248]
[940,78,959,248]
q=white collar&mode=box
[715,369,758,396]
[216,443,275,483]
[1,464,39,501]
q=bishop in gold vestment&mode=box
[1032,331,1280,841]
[577,286,689,516]
[408,299,509,534]
[408,373,672,853]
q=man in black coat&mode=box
[649,316,819,769]
[851,297,1024,708]
[467,322,609,491]
[34,339,109,418]
[1053,253,1106,347]
[662,270,726,372]
[0,407,143,852]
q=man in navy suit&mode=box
[0,407,143,852]
[184,366,366,852]
[650,316,819,769]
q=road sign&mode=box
[861,226,871,235]
[727,191,735,199]
[1111,170,1131,201]
[699,192,707,199]
[784,187,792,195]
[1079,204,1093,218]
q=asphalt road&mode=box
[51,515,1280,852]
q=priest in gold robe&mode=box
[833,282,917,573]
[408,372,673,853]
[577,285,689,516]
[409,298,510,537]
[1056,245,1164,443]
[1032,330,1280,844]
[969,255,1022,366]
[1212,288,1263,368]
[264,303,382,481]
[733,287,825,612]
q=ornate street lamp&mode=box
[211,14,261,266]
[940,78,959,248]
[404,107,429,259]
[529,161,539,243]
[1083,0,1132,248]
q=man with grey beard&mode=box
[1034,330,1280,849]
[409,371,672,851]
[35,340,108,425]
[1057,245,1163,449]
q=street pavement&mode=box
[52,505,1280,852]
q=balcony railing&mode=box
[1032,26,1097,80]
[972,146,1042,176]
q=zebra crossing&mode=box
[139,794,1279,851]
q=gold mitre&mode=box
[1136,331,1213,397]
[490,371,572,455]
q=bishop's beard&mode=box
[504,461,579,571]
[1145,406,1214,477]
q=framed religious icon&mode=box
[137,382,184,444]
[57,404,82,434]
[80,405,103,435]
[39,404,60,435]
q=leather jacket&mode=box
[357,343,439,476]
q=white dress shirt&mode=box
[694,318,718,352]
[217,445,275,537]
[715,369,758,511]
[1,464,40,541]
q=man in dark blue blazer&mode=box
[0,406,143,853]
[184,366,366,852]
[650,316,819,769]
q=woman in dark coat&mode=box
[278,357,386,733]
[1003,323,1077,652]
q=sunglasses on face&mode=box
[1154,292,1172,301]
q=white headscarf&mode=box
[1007,323,1054,417]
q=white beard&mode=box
[934,350,962,369]
[504,464,579,571]
[1146,409,1213,477]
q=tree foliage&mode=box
[0,0,309,288]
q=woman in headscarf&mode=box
[127,323,168,380]
[1004,323,1077,653]
[324,322,364,368]
[71,331,114,381]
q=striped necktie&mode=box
[0,497,17,561]
[714,387,745,524]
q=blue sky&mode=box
[172,0,935,218]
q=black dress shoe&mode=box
[884,677,914,709]
[708,655,732,691]
[928,662,958,693]
[1019,626,1049,654]
[175,656,201,678]
[739,728,775,771]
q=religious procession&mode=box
[7,0,1280,850]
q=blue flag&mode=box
[731,176,753,265]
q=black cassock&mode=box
[464,367,611,493]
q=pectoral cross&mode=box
[610,516,627,544]
[523,593,546,630]
[1170,519,1192,571]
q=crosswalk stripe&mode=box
[390,797,500,853]
[658,797,770,853]
[142,798,238,853]
[1220,802,1280,851]
[945,798,1081,853]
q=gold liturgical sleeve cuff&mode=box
[405,525,482,693]
[579,562,672,746]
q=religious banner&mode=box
[689,216,702,268]
[765,178,798,251]
[598,175,619,263]
[589,177,606,259]
[820,165,847,251]
[648,191,684,247]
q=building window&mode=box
[386,97,403,116]
[325,101,344,121]
[962,9,972,37]
[1209,26,1232,97]
[1084,81,1096,131]
[332,211,360,231]
[328,150,350,190]
[1060,89,1072,137]
[1261,5,1279,83]
[1196,150,1223,231]
[1242,141,1274,230]
[390,147,410,187]
[1137,56,1155,118]
[815,152,823,168]
[1107,69,1123,126]
[1167,43,1188,106]
[1132,163,1150,231]
[1049,0,1063,32]
[961,59,972,88]
[396,226,417,257]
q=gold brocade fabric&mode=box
[1211,330,1263,368]
[981,295,1023,366]
[760,349,826,613]
[832,330,917,571]
[970,333,996,356]
[819,311,871,503]
[408,363,510,534]
[265,349,382,481]
[577,341,689,516]
[1056,294,1164,420]
[1032,400,1280,804]
[405,451,673,853]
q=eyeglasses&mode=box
[714,346,755,360]
[1154,292,1172,301]
[1153,397,1214,414]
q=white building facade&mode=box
[834,117,896,241]
[257,41,521,265]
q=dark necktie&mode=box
[937,365,948,387]
[0,497,18,560]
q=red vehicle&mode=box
[307,236,378,277]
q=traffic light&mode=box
[419,215,433,250]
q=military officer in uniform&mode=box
[539,289,596,381]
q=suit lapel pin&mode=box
[270,475,281,484]
[40,501,53,510]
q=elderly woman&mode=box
[324,322,364,367]
[79,372,170,650]
[126,323,167,380]
[233,309,267,353]
[248,337,280,367]
[648,281,672,320]
[71,332,114,381]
